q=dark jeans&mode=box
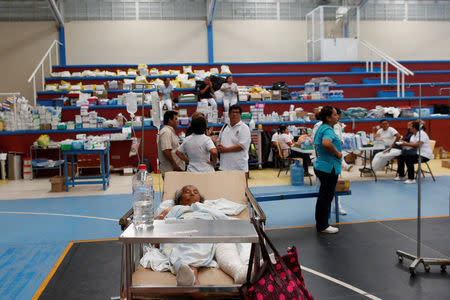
[397,154,430,180]
[314,167,338,232]
[288,152,311,174]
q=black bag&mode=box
[271,81,291,100]
[433,104,449,115]
[194,80,203,97]
[210,75,227,91]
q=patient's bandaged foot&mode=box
[215,243,248,284]
[176,264,195,286]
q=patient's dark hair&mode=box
[174,185,205,205]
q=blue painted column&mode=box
[207,23,214,64]
[59,26,66,66]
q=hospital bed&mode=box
[118,170,266,299]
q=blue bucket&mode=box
[290,160,304,186]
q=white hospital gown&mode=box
[141,200,249,274]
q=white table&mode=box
[354,144,386,181]
[119,219,259,299]
[290,147,314,155]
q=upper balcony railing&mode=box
[27,40,62,105]
[361,40,414,98]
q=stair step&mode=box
[377,90,414,97]
[363,78,397,84]
[350,67,381,72]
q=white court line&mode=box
[302,265,382,300]
[0,211,117,222]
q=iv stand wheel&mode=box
[441,265,447,273]
[424,264,431,273]
[398,256,403,263]
[409,268,416,277]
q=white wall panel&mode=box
[65,20,207,64]
[213,20,307,62]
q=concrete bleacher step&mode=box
[363,78,397,84]
[350,67,381,72]
[377,90,414,97]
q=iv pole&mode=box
[396,83,450,276]
[131,82,157,164]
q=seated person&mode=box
[277,125,311,175]
[372,119,401,150]
[372,121,414,172]
[198,76,217,110]
[149,185,250,286]
[176,117,218,172]
[394,121,433,184]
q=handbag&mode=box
[240,218,314,300]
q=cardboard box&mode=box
[261,92,271,101]
[433,146,443,159]
[296,110,308,118]
[307,113,316,120]
[271,90,281,100]
[50,176,65,192]
[105,80,123,90]
[442,159,450,169]
[250,93,262,101]
[335,180,350,192]
[344,153,357,164]
[93,89,108,99]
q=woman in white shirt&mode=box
[220,75,238,114]
[394,121,433,184]
[158,77,174,111]
[277,125,311,175]
[176,117,218,172]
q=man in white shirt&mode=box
[216,105,251,175]
[373,119,401,149]
[157,111,185,176]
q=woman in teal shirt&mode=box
[313,106,343,234]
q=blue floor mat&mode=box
[0,177,448,299]
[251,176,450,229]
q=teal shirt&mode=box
[313,124,342,174]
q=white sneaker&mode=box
[394,176,406,181]
[320,226,339,234]
[404,179,416,184]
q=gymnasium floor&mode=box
[0,162,449,300]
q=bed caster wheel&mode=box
[398,256,403,263]
[424,265,430,272]
[441,265,446,273]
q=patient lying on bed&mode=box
[142,185,250,286]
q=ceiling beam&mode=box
[207,0,218,27]
[47,0,64,27]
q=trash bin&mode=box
[7,152,23,180]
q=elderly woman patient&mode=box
[150,185,249,286]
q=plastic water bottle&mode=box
[132,164,154,230]
[290,161,304,186]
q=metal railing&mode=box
[27,40,62,105]
[361,40,414,98]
